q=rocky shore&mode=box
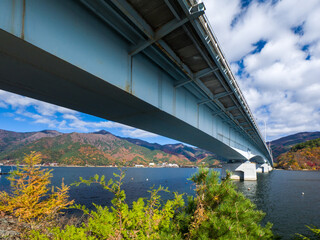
[0,216,25,239]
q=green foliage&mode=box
[30,168,272,240]
[30,225,95,240]
[291,138,320,152]
[177,168,273,239]
[296,226,320,240]
[31,170,184,239]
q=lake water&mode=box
[0,166,319,239]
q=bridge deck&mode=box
[0,0,272,164]
[79,0,271,162]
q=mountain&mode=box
[0,129,219,166]
[122,137,222,162]
[3,129,319,166]
[269,131,320,160]
[276,138,320,170]
[0,129,62,153]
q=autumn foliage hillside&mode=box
[0,129,221,166]
[277,138,320,170]
[269,131,320,160]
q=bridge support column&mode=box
[257,163,273,173]
[221,162,257,181]
[256,163,269,173]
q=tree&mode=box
[0,152,73,226]
[297,226,320,240]
[177,168,273,239]
[32,170,184,239]
[32,168,273,239]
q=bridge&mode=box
[0,0,272,180]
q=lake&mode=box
[0,166,319,239]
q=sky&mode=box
[204,0,320,140]
[0,90,172,144]
[0,0,320,143]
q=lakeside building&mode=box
[134,164,144,168]
[161,163,179,168]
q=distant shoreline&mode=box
[273,168,320,171]
[0,164,201,169]
[3,165,319,171]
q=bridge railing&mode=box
[185,0,272,160]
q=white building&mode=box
[134,164,144,168]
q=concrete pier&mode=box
[256,163,273,173]
[256,163,270,173]
[221,162,257,181]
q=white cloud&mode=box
[0,90,158,138]
[204,0,320,140]
[14,117,25,122]
[0,90,76,116]
[121,128,158,138]
[61,114,159,138]
[0,102,7,108]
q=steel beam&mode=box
[223,119,233,123]
[212,111,223,117]
[226,106,237,111]
[81,0,142,44]
[174,79,193,88]
[130,11,204,56]
[107,0,194,79]
[194,67,218,79]
[213,91,233,100]
[108,0,154,39]
[162,0,257,145]
[174,0,262,147]
[156,39,193,78]
[197,99,211,105]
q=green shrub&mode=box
[296,226,320,239]
[31,171,184,239]
[31,168,273,239]
[177,168,273,239]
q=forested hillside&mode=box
[269,131,320,160]
[0,129,219,166]
[277,138,320,170]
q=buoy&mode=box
[146,178,149,181]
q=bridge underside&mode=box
[0,0,272,163]
[0,29,245,160]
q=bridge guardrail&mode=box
[185,0,272,160]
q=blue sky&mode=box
[1,0,320,143]
[0,91,177,144]
[205,0,320,139]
